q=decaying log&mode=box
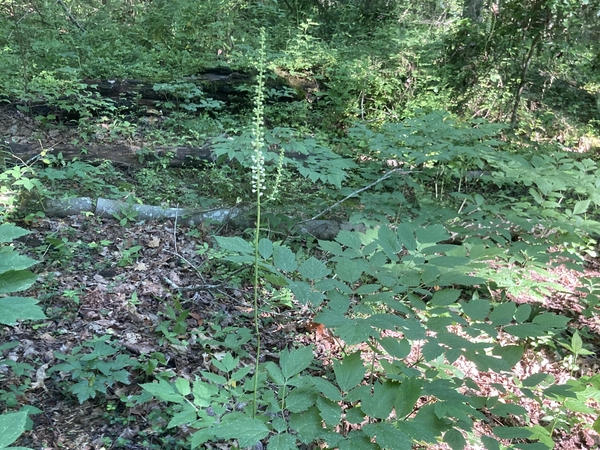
[4,141,309,168]
[4,142,214,168]
[45,197,365,241]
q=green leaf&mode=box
[289,407,323,444]
[310,377,342,401]
[396,223,417,251]
[167,404,197,428]
[280,346,314,379]
[514,304,532,323]
[336,258,363,283]
[461,299,490,321]
[72,380,97,403]
[0,297,46,326]
[379,337,411,359]
[422,339,445,361]
[504,324,549,338]
[335,230,363,249]
[274,246,298,272]
[140,379,186,404]
[213,412,269,448]
[175,378,191,396]
[0,251,38,274]
[416,224,450,244]
[593,415,600,434]
[286,389,316,413]
[572,199,590,215]
[532,313,571,328]
[493,426,533,439]
[0,269,37,294]
[0,224,30,243]
[430,289,461,306]
[489,302,516,326]
[214,236,253,254]
[363,422,412,450]
[0,410,27,448]
[522,373,548,387]
[571,330,583,354]
[299,256,331,280]
[333,352,365,392]
[267,433,297,450]
[481,435,500,450]
[317,396,342,427]
[361,381,397,419]
[265,361,285,386]
[443,428,466,450]
[258,238,273,259]
[489,402,527,417]
[395,377,423,418]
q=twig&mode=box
[55,0,85,32]
[301,167,412,223]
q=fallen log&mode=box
[5,142,214,168]
[45,197,365,240]
[3,141,308,168]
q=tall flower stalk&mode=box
[250,27,267,419]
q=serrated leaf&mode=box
[0,224,30,243]
[379,337,411,359]
[274,245,298,272]
[363,422,412,450]
[280,345,314,379]
[214,236,253,254]
[0,297,46,325]
[286,388,316,413]
[267,433,297,450]
[333,352,365,392]
[0,270,37,294]
[72,380,97,403]
[395,377,424,418]
[360,381,397,419]
[335,230,363,249]
[213,412,269,447]
[140,380,185,404]
[0,251,38,274]
[175,378,191,396]
[265,361,285,386]
[310,377,342,401]
[258,238,273,259]
[299,256,330,280]
[289,407,323,444]
[317,396,342,427]
[168,404,197,428]
[336,258,363,283]
[0,410,27,447]
[422,338,445,361]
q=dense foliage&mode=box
[1,0,599,449]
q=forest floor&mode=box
[2,106,600,449]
